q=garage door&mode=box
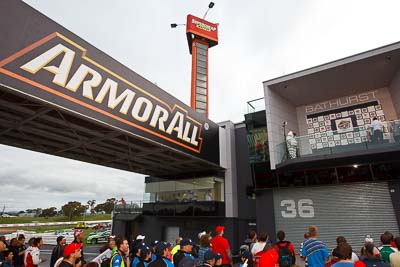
[273,182,399,252]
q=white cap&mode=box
[136,234,146,240]
[365,235,374,243]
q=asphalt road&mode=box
[39,244,103,267]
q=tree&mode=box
[94,198,117,214]
[62,201,86,221]
[87,200,96,215]
[40,207,57,217]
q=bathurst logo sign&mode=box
[0,32,205,153]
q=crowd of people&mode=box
[0,225,399,267]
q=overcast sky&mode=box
[2,0,400,212]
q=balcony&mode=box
[276,120,400,170]
[142,201,225,217]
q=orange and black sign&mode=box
[0,0,220,165]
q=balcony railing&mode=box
[246,97,265,114]
[276,119,400,165]
[142,201,225,217]
[113,201,143,214]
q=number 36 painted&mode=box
[280,199,315,218]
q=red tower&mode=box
[186,15,218,118]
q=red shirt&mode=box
[211,235,230,265]
[258,249,279,267]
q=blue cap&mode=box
[151,240,159,247]
[155,241,171,254]
[241,250,252,260]
[204,250,218,261]
[140,246,151,259]
[180,238,193,246]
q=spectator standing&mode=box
[379,233,398,264]
[389,237,400,267]
[286,131,298,159]
[137,245,152,267]
[301,226,329,267]
[239,250,253,267]
[50,236,66,267]
[148,242,173,267]
[361,243,389,267]
[173,238,195,267]
[251,232,268,256]
[370,117,384,144]
[58,243,82,267]
[243,231,257,252]
[198,234,212,266]
[274,230,296,267]
[0,240,6,265]
[331,243,354,267]
[360,235,380,259]
[3,250,14,267]
[332,236,358,262]
[198,250,222,267]
[110,237,130,267]
[72,229,85,266]
[24,237,46,267]
[211,226,232,267]
[171,238,182,260]
[300,232,310,267]
[15,235,26,267]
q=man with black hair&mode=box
[50,236,66,267]
[274,230,296,267]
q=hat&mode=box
[178,257,195,267]
[241,250,252,260]
[155,241,171,254]
[365,235,374,243]
[56,236,65,243]
[180,238,193,246]
[64,243,83,257]
[136,234,146,240]
[74,229,83,237]
[215,226,225,233]
[140,245,151,259]
[198,231,206,239]
[151,240,159,247]
[204,250,218,261]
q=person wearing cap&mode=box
[137,245,152,267]
[72,229,86,266]
[211,226,232,267]
[148,242,173,267]
[110,237,130,267]
[58,243,83,267]
[198,250,222,267]
[360,236,380,260]
[150,240,159,261]
[50,236,66,267]
[239,250,253,267]
[132,242,146,267]
[173,238,195,267]
[99,235,116,254]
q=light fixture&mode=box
[353,164,358,168]
[203,2,215,19]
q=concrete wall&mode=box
[264,86,299,169]
[389,70,400,117]
[219,121,238,217]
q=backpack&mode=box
[276,241,292,267]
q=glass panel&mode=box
[196,87,207,95]
[197,73,207,82]
[196,101,207,109]
[197,54,207,62]
[196,42,208,49]
[196,80,207,88]
[196,60,206,68]
[197,67,207,75]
